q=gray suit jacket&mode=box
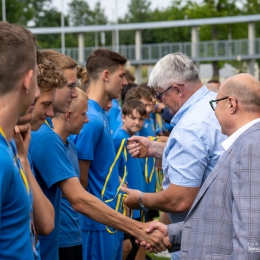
[168,122,260,260]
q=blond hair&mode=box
[70,87,88,112]
[37,59,67,92]
[39,50,77,70]
[77,66,90,92]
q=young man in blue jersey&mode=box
[113,99,147,260]
[13,68,55,259]
[72,48,128,260]
[29,51,78,260]
[0,22,37,260]
[72,49,171,260]
[30,49,171,260]
[52,88,88,260]
[16,58,66,259]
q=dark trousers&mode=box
[59,244,82,260]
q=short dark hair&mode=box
[138,82,156,96]
[121,83,137,103]
[0,22,36,94]
[122,99,146,118]
[125,86,153,103]
[86,49,127,81]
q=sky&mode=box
[52,0,173,22]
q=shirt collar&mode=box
[45,117,54,128]
[171,85,209,127]
[221,118,260,151]
[89,99,105,114]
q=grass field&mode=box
[146,252,171,260]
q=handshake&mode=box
[136,220,172,254]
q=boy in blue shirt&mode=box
[0,22,37,260]
[52,88,88,260]
[113,99,147,260]
[72,48,129,260]
[125,86,158,208]
[30,50,79,260]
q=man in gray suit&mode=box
[144,73,260,259]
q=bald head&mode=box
[220,73,260,112]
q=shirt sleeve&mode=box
[167,221,183,247]
[0,151,13,231]
[166,128,208,187]
[30,132,77,188]
[75,114,103,161]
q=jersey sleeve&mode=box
[75,114,103,161]
[29,132,77,188]
[166,128,208,187]
[0,151,13,230]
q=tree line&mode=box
[1,0,260,77]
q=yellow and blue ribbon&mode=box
[101,138,131,233]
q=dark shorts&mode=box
[59,244,82,260]
[147,209,159,220]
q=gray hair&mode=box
[148,52,199,89]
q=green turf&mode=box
[146,252,171,260]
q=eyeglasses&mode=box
[67,82,77,93]
[154,84,184,102]
[209,96,229,111]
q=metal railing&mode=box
[49,38,260,65]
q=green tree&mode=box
[67,0,108,47]
[0,0,50,25]
[185,0,242,78]
[33,7,72,49]
[120,0,153,45]
[149,0,191,44]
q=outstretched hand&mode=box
[137,220,169,253]
[134,220,171,254]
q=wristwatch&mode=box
[139,192,148,211]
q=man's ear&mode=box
[229,97,237,113]
[22,69,33,93]
[102,70,110,82]
[122,114,126,123]
[173,86,183,97]
[65,111,72,121]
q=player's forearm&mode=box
[62,178,171,250]
[21,158,55,235]
[72,191,139,234]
